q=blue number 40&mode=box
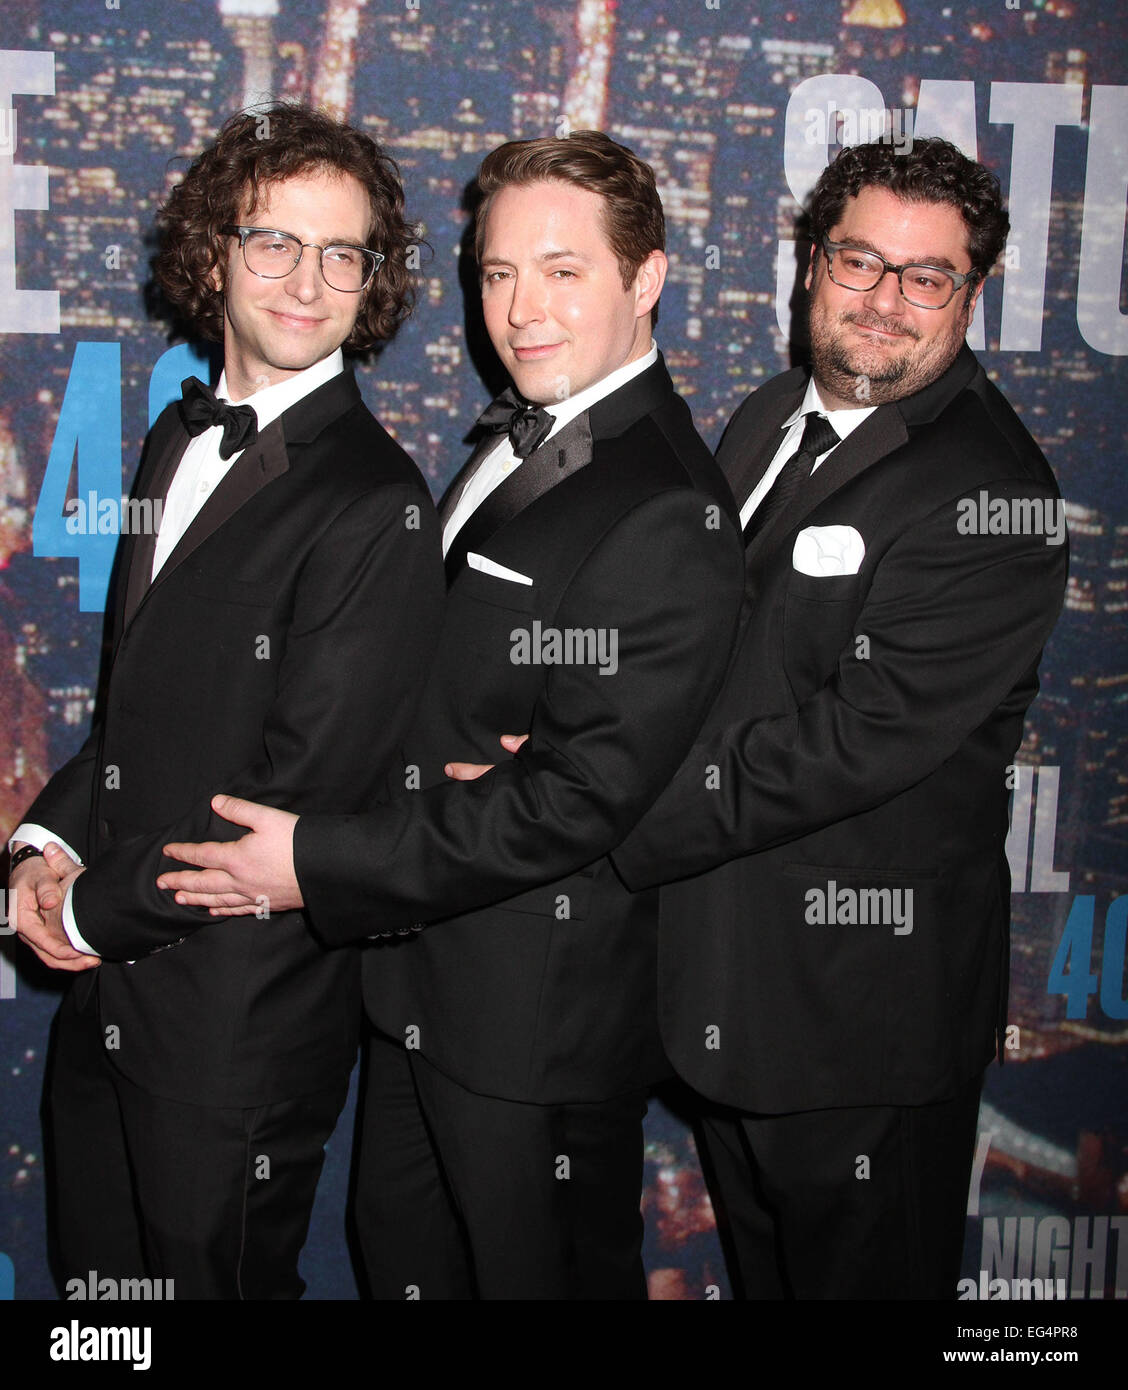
[1047,895,1128,1020]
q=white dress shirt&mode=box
[152,349,344,577]
[738,377,876,531]
[12,349,346,954]
[443,342,660,556]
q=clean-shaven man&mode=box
[11,104,444,1298]
[610,137,1069,1298]
[160,131,745,1299]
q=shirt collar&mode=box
[216,348,345,431]
[541,342,659,441]
[781,374,877,442]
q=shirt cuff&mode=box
[61,882,100,957]
[10,823,84,865]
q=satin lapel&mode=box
[141,423,291,600]
[437,432,500,529]
[443,356,676,586]
[443,413,593,585]
[121,419,190,630]
[744,407,907,569]
[125,371,362,621]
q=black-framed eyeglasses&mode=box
[224,226,384,293]
[822,236,976,309]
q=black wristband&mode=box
[10,844,45,872]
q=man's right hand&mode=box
[444,733,529,781]
[8,842,100,972]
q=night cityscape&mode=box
[0,0,1124,1299]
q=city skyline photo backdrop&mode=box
[1,0,1125,1303]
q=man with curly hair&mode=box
[9,104,444,1298]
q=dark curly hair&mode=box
[155,104,416,349]
[807,136,1009,282]
[472,130,665,323]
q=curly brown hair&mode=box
[155,104,416,349]
[808,137,1009,282]
[472,131,665,323]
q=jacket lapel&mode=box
[743,346,982,569]
[443,413,593,585]
[436,431,500,529]
[443,356,675,586]
[120,416,190,630]
[124,370,361,626]
[148,424,290,592]
[722,372,807,509]
[743,408,906,568]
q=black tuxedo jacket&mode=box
[297,358,746,1104]
[26,371,445,1108]
[614,347,1068,1114]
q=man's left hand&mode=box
[16,843,99,972]
[158,795,302,916]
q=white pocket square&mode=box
[466,552,534,585]
[792,524,865,577]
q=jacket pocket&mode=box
[454,565,540,615]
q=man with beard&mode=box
[606,137,1068,1298]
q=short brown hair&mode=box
[473,130,665,304]
[808,136,1009,282]
[155,104,416,348]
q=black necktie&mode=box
[474,386,555,459]
[178,376,259,461]
[744,411,840,544]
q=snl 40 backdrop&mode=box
[0,0,1124,1301]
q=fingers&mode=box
[10,857,61,916]
[10,883,45,934]
[11,879,65,934]
[161,841,232,871]
[42,841,80,876]
[14,909,100,969]
[209,904,262,917]
[36,878,61,911]
[443,761,495,781]
[20,937,99,972]
[167,887,255,909]
[157,868,239,896]
[443,735,529,781]
[211,793,272,829]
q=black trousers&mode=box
[355,1028,648,1300]
[697,1073,983,1299]
[47,988,347,1300]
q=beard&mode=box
[808,300,970,409]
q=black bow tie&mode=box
[475,387,555,459]
[179,376,259,461]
